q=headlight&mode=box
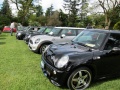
[55,55,69,68]
[35,38,40,44]
[28,35,31,38]
[18,33,21,36]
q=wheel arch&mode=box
[38,40,53,53]
[67,64,96,81]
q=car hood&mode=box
[30,35,55,41]
[31,33,42,36]
[49,43,92,55]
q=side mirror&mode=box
[60,34,66,38]
[112,47,120,52]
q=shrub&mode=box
[0,15,10,31]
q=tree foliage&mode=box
[0,15,10,30]
[63,0,89,27]
[47,11,62,26]
[97,0,120,29]
[0,0,119,29]
[1,0,12,18]
[35,5,43,17]
[45,4,54,17]
[113,21,120,30]
[59,9,68,26]
[10,0,36,24]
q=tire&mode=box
[67,67,92,90]
[39,44,49,54]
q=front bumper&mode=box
[41,55,69,86]
[28,42,39,53]
[24,36,29,44]
[16,33,22,39]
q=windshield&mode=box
[37,27,46,33]
[43,28,53,34]
[72,30,106,49]
[48,28,61,36]
[17,26,28,31]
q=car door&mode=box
[93,33,120,77]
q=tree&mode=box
[1,0,12,18]
[109,5,120,29]
[10,0,37,24]
[0,0,11,30]
[35,5,43,17]
[38,16,47,26]
[45,4,54,17]
[113,21,120,30]
[63,0,89,27]
[79,0,89,20]
[59,9,68,26]
[0,15,10,30]
[97,0,120,29]
[47,10,62,26]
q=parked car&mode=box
[2,26,16,32]
[28,27,85,54]
[16,26,40,40]
[41,29,120,90]
[24,26,53,44]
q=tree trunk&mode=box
[105,14,111,30]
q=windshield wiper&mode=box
[77,42,93,52]
[77,42,88,47]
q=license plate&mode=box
[41,61,44,68]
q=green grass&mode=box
[0,33,120,90]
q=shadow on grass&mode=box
[0,37,6,39]
[58,76,120,90]
[89,76,120,89]
[0,42,6,45]
[0,34,8,37]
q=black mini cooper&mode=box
[41,29,120,90]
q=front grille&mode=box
[30,40,33,44]
[43,51,54,65]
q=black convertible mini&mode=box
[41,29,120,90]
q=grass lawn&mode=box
[0,33,120,90]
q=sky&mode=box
[0,0,65,13]
[0,0,4,8]
[38,0,64,12]
[0,0,95,14]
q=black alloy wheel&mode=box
[67,67,92,90]
[40,44,49,54]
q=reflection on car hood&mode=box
[49,43,92,55]
[30,32,42,36]
[30,35,55,41]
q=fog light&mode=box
[51,80,60,86]
[53,70,56,74]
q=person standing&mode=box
[10,22,15,36]
[14,22,18,31]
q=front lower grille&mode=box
[43,51,54,65]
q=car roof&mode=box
[54,27,85,30]
[84,29,120,34]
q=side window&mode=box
[61,29,76,36]
[77,29,83,35]
[104,33,120,50]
